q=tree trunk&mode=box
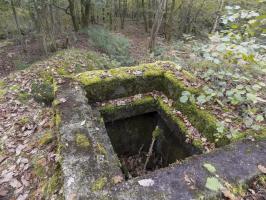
[10,0,25,49]
[166,0,176,41]
[10,0,21,35]
[81,0,91,28]
[211,0,224,33]
[68,0,79,31]
[141,0,148,32]
[149,0,167,52]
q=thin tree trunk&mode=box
[68,0,79,31]
[81,0,91,28]
[166,0,175,41]
[149,0,167,52]
[211,0,224,33]
[10,0,25,50]
[10,0,21,36]
[141,0,148,32]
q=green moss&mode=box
[100,95,205,152]
[39,131,53,146]
[31,81,54,105]
[96,143,107,155]
[18,91,30,103]
[77,71,102,86]
[52,99,61,107]
[231,183,247,196]
[55,111,61,127]
[182,70,198,82]
[19,116,30,125]
[40,70,53,84]
[76,133,91,148]
[91,177,107,191]
[43,165,62,197]
[157,98,187,134]
[74,62,239,147]
[0,80,5,88]
[10,85,20,91]
[0,89,6,98]
[100,96,157,121]
[257,175,266,185]
[32,157,46,178]
[231,128,266,142]
[57,67,69,76]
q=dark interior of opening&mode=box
[104,111,197,180]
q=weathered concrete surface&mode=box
[56,80,266,200]
[111,139,266,199]
[56,79,123,199]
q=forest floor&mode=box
[0,25,265,200]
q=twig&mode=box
[143,126,161,171]
[138,144,144,155]
[143,137,156,171]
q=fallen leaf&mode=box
[138,179,154,187]
[80,120,86,126]
[0,171,14,184]
[59,98,67,103]
[17,193,28,200]
[112,175,123,184]
[221,188,236,200]
[205,177,223,192]
[258,164,266,174]
[9,178,22,188]
[0,187,8,197]
[203,163,216,174]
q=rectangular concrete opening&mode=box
[104,111,198,180]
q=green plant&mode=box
[87,26,134,66]
[31,81,54,105]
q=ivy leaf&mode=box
[189,94,196,103]
[180,95,189,103]
[197,95,207,105]
[216,122,225,133]
[182,91,191,96]
[252,84,262,91]
[226,90,234,97]
[256,114,264,122]
[247,93,258,103]
[203,163,216,174]
[244,117,254,127]
[205,177,223,192]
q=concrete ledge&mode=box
[55,79,266,199]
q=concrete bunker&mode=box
[54,62,266,199]
[97,97,202,179]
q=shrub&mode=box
[31,81,54,105]
[87,26,134,66]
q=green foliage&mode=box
[203,163,217,174]
[31,81,54,105]
[87,26,134,66]
[39,131,54,146]
[205,177,223,192]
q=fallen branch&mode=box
[143,126,161,171]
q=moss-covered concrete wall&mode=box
[76,62,228,146]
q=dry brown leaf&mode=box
[258,164,266,174]
[221,189,236,200]
[112,175,124,184]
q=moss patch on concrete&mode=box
[99,94,206,151]
[43,165,62,198]
[96,143,107,155]
[76,62,230,146]
[91,177,108,192]
[75,133,91,148]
